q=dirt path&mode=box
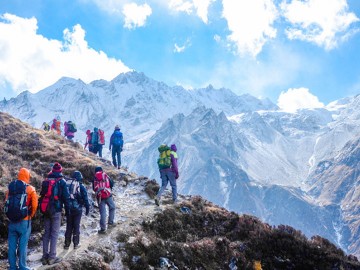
[29,179,162,269]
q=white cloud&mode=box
[173,38,191,53]
[123,3,152,29]
[222,0,278,57]
[281,0,359,50]
[0,13,130,95]
[277,87,324,112]
[169,0,214,24]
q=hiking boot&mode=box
[108,222,117,228]
[98,228,107,234]
[48,257,62,265]
[74,244,81,249]
[41,257,49,265]
[155,197,160,206]
[63,245,70,250]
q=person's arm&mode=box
[61,180,71,215]
[171,154,179,179]
[28,186,39,218]
[80,184,90,215]
[109,134,113,150]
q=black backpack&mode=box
[4,180,29,222]
[67,121,77,133]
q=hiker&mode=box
[89,128,100,157]
[64,171,90,250]
[155,144,179,206]
[5,168,38,270]
[39,162,70,265]
[50,118,61,135]
[93,166,116,234]
[109,125,123,169]
[41,122,50,131]
[84,129,92,151]
[64,121,77,141]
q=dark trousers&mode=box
[112,146,122,168]
[64,210,82,246]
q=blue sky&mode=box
[0,0,360,111]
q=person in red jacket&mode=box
[5,168,38,270]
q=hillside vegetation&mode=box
[0,111,359,269]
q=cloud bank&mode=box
[277,87,324,112]
[0,13,130,95]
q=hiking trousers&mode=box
[42,212,61,260]
[64,210,82,246]
[157,170,177,202]
[8,220,31,270]
[99,196,116,230]
[111,145,122,168]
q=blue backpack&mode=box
[113,130,123,147]
[4,180,29,222]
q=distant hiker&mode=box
[50,118,61,135]
[93,166,116,234]
[64,120,77,141]
[64,171,90,250]
[109,125,123,169]
[5,168,38,270]
[84,129,92,150]
[155,144,179,206]
[42,122,50,131]
[39,162,70,265]
[89,127,101,157]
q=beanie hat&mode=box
[95,166,103,173]
[115,125,120,130]
[72,171,83,181]
[52,162,62,173]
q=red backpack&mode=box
[40,178,61,216]
[98,129,105,145]
[94,172,111,200]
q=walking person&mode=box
[64,171,90,250]
[84,129,92,151]
[50,118,61,135]
[64,121,77,141]
[155,144,179,206]
[93,166,116,234]
[5,168,38,270]
[39,162,70,265]
[109,125,124,169]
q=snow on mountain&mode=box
[1,71,360,256]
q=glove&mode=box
[175,173,179,179]
[85,208,90,216]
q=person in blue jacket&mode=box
[64,171,90,250]
[109,125,124,169]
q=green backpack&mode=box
[157,144,172,169]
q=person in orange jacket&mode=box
[5,168,38,270]
[50,118,61,135]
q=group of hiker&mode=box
[41,119,77,140]
[42,119,124,169]
[4,163,116,269]
[84,125,124,169]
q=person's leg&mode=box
[107,197,116,225]
[99,200,107,230]
[116,148,121,168]
[42,216,51,259]
[168,171,177,202]
[157,171,169,199]
[98,145,103,157]
[49,212,61,259]
[72,211,82,246]
[8,222,18,270]
[64,212,74,247]
[18,220,31,269]
[112,148,117,167]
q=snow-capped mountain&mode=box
[1,72,360,257]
